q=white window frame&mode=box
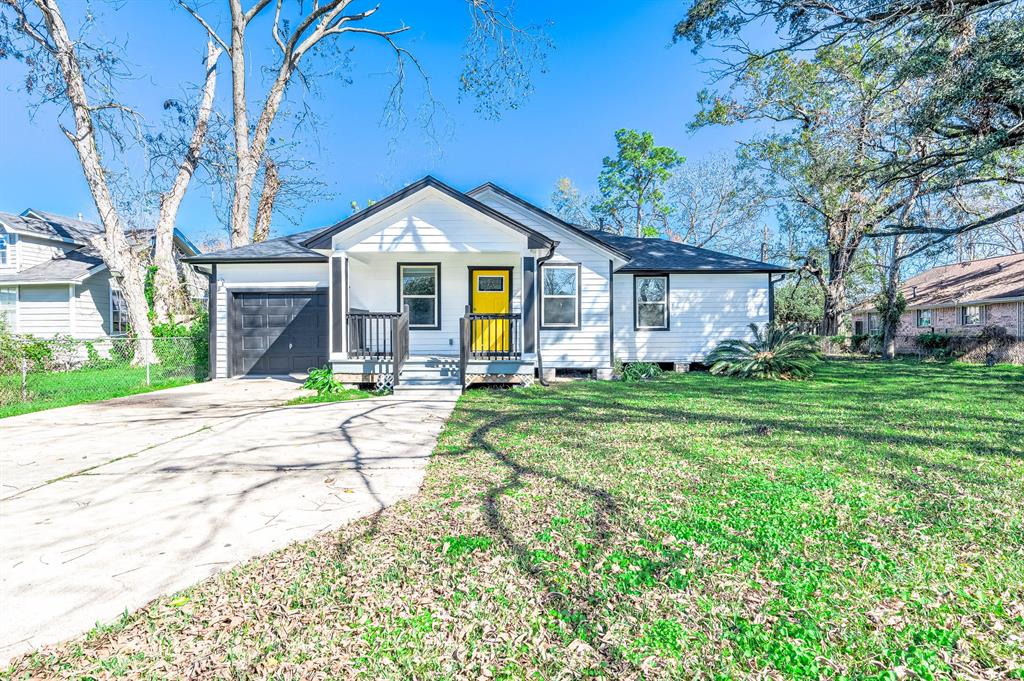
[634,274,669,330]
[540,264,580,329]
[960,304,983,326]
[0,286,17,332]
[109,285,128,336]
[916,309,932,327]
[398,263,440,330]
[0,228,12,268]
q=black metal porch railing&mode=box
[347,307,410,387]
[466,313,522,361]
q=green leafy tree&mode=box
[596,129,684,238]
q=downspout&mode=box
[535,241,559,387]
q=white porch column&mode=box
[330,253,348,356]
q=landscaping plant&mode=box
[706,322,820,379]
[618,361,664,382]
[303,365,344,396]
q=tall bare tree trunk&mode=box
[251,157,279,243]
[32,0,154,355]
[153,39,222,324]
[880,234,905,360]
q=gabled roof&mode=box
[0,247,105,284]
[1,209,199,255]
[185,227,328,263]
[855,252,1024,311]
[466,182,631,261]
[302,176,555,250]
[582,230,792,273]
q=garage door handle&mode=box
[289,342,293,349]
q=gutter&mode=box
[534,241,559,387]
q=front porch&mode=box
[327,251,541,390]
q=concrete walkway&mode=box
[0,379,458,665]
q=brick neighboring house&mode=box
[851,253,1024,352]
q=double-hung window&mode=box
[399,263,440,329]
[961,305,983,326]
[0,233,9,266]
[541,264,579,328]
[916,309,932,327]
[0,287,16,331]
[635,275,669,330]
[110,287,128,336]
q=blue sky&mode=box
[0,0,757,243]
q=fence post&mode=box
[21,355,27,401]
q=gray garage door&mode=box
[230,291,328,376]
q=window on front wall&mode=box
[916,309,932,327]
[635,275,669,329]
[541,264,579,328]
[0,233,9,266]
[111,288,128,335]
[961,305,983,326]
[399,263,440,328]
[0,287,16,331]
[868,314,879,333]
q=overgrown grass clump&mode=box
[7,359,1024,679]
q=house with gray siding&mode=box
[0,209,199,338]
[186,177,790,389]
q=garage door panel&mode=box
[230,291,328,376]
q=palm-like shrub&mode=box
[706,323,821,380]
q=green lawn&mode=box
[6,360,1024,679]
[0,365,202,419]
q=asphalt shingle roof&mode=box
[581,230,791,273]
[0,247,104,284]
[185,227,328,263]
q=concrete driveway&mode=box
[0,379,458,665]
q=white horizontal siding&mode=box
[347,251,522,356]
[613,273,769,362]
[17,284,71,337]
[74,272,112,339]
[474,191,614,369]
[342,193,528,254]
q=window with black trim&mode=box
[541,265,579,327]
[399,264,440,328]
[110,288,128,336]
[635,275,669,330]
[916,309,932,327]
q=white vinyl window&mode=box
[541,265,579,328]
[960,305,983,326]
[110,288,128,336]
[0,287,16,331]
[916,309,932,327]
[635,275,669,329]
[399,264,440,329]
[0,232,9,266]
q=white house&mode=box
[0,209,199,338]
[186,177,790,389]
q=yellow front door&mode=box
[471,269,511,353]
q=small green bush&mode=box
[619,361,664,382]
[303,365,344,396]
[916,331,952,352]
[707,322,821,380]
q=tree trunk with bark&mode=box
[31,0,155,356]
[152,39,222,324]
[880,238,904,360]
[251,157,279,243]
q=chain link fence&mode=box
[0,336,208,417]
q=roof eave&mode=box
[303,176,556,251]
[466,182,632,262]
[182,255,328,264]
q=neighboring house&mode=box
[0,209,200,338]
[851,253,1024,350]
[186,176,791,387]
